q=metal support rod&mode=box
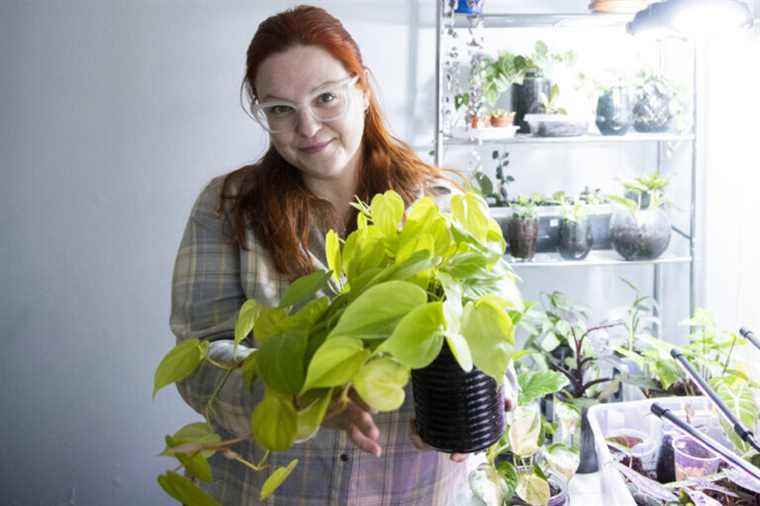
[739,327,760,351]
[670,350,760,453]
[671,225,691,240]
[653,264,661,333]
[434,0,443,166]
[689,39,699,318]
[651,402,760,481]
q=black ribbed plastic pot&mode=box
[412,343,505,453]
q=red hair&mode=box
[221,5,447,281]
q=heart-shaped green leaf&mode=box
[509,406,541,458]
[234,299,261,347]
[352,357,410,412]
[461,298,515,381]
[515,472,550,506]
[328,281,427,340]
[301,337,369,392]
[278,270,330,309]
[256,329,308,394]
[251,388,298,452]
[153,339,206,399]
[378,302,445,369]
[157,470,221,506]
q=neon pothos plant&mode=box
[469,367,578,506]
[153,190,524,505]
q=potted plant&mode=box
[511,41,576,133]
[152,190,525,503]
[578,187,612,250]
[596,83,633,136]
[524,83,590,137]
[468,368,578,506]
[608,171,672,261]
[521,291,626,474]
[557,196,594,260]
[507,196,540,261]
[632,70,682,133]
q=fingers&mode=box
[350,423,382,457]
[449,453,468,463]
[346,402,380,442]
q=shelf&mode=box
[507,250,691,268]
[443,132,695,146]
[451,12,634,29]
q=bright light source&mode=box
[672,1,752,35]
[628,0,754,38]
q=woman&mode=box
[170,5,497,505]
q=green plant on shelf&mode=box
[509,196,540,221]
[608,171,671,215]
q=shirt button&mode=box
[339,453,349,462]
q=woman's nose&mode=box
[295,108,321,138]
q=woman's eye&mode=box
[317,92,337,105]
[268,105,294,116]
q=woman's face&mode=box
[255,45,368,187]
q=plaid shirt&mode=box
[170,175,467,505]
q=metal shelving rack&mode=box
[433,2,700,317]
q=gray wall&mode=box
[2,0,733,504]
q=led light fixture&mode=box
[627,0,754,37]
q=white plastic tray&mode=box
[586,396,716,505]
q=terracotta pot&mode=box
[489,113,514,127]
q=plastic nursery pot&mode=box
[411,342,505,453]
[507,217,539,261]
[606,428,658,479]
[512,74,551,133]
[558,217,594,260]
[609,207,671,260]
[454,0,485,14]
[673,434,721,481]
[596,86,632,136]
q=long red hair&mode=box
[220,5,446,281]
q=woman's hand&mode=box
[322,388,382,457]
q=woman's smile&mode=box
[298,138,334,154]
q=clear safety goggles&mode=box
[251,75,360,134]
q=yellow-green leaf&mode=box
[234,299,261,348]
[241,351,258,391]
[296,389,333,441]
[326,230,342,283]
[378,302,446,369]
[352,357,410,412]
[251,388,298,452]
[157,470,221,506]
[327,281,427,340]
[461,298,515,381]
[509,406,541,458]
[278,270,330,309]
[153,339,205,399]
[253,307,289,345]
[370,190,405,238]
[516,472,550,506]
[260,459,299,501]
[301,337,369,392]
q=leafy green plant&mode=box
[510,196,539,221]
[472,150,514,207]
[608,171,670,215]
[469,368,578,506]
[454,41,575,114]
[538,83,568,115]
[153,190,525,504]
[522,291,624,405]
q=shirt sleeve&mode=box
[169,177,263,437]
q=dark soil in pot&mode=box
[507,217,538,260]
[609,208,671,260]
[411,342,505,453]
[558,218,594,260]
[512,74,551,133]
[596,86,632,136]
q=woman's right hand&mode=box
[322,388,383,458]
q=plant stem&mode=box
[204,369,234,421]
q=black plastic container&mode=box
[412,343,505,453]
[512,73,551,134]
